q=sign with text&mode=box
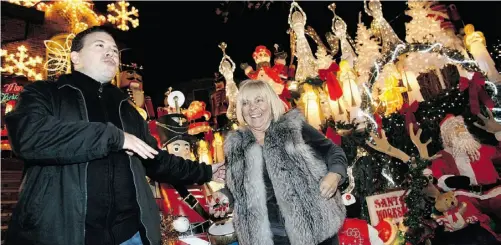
[366,190,409,226]
[1,83,24,103]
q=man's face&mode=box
[167,139,191,160]
[70,32,119,83]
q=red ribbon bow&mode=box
[325,127,342,145]
[318,62,343,101]
[399,101,419,134]
[459,72,494,115]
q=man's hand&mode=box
[122,132,158,159]
[211,162,226,183]
[209,191,230,218]
[320,172,341,199]
[474,107,501,134]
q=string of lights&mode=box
[357,42,499,131]
[489,38,501,68]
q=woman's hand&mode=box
[209,191,230,218]
[320,172,341,199]
[211,162,226,183]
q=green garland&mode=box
[403,157,433,245]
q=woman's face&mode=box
[242,95,272,131]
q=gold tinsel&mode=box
[160,212,179,244]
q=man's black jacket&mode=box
[3,73,213,245]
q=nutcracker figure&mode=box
[154,91,212,234]
[117,49,155,119]
[210,72,229,128]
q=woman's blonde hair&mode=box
[236,80,286,126]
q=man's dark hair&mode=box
[70,26,113,52]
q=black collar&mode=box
[57,71,127,100]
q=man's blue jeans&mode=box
[120,231,143,245]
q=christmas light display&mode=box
[405,1,452,47]
[364,0,403,53]
[288,1,318,82]
[305,26,329,55]
[44,33,75,76]
[1,45,43,80]
[364,43,487,117]
[107,0,139,31]
[8,0,40,7]
[37,0,106,34]
[329,3,357,67]
[218,42,238,120]
[354,12,382,85]
[464,24,501,82]
[490,39,501,67]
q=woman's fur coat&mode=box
[225,109,346,245]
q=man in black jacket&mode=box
[4,26,225,245]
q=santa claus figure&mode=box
[429,112,501,220]
[241,45,292,108]
[338,193,384,245]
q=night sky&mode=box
[93,1,501,108]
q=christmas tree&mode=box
[354,13,382,85]
[405,1,451,46]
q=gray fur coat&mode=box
[224,109,346,245]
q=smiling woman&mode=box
[236,80,286,143]
[209,79,348,245]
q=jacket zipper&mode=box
[118,99,153,245]
[60,84,152,244]
[58,84,90,243]
[99,84,116,245]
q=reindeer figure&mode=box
[366,123,441,162]
[367,124,501,241]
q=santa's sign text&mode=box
[366,190,409,226]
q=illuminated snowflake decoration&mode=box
[107,1,139,31]
[8,0,41,8]
[1,45,43,80]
